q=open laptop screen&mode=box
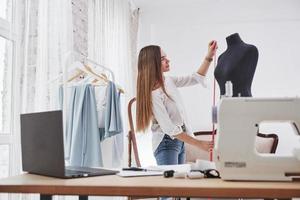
[20,110,66,177]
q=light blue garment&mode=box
[63,84,103,167]
[98,81,123,139]
[101,81,124,167]
[104,81,123,138]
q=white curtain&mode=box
[20,0,140,167]
[21,0,139,170]
[88,0,139,168]
[18,0,139,199]
[21,0,73,113]
[19,1,73,200]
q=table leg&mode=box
[40,194,52,200]
[79,195,88,200]
[40,195,88,200]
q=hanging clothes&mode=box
[61,84,103,167]
[60,81,123,168]
[96,81,124,167]
[98,81,123,140]
[106,81,123,167]
[95,85,106,129]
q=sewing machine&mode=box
[214,97,300,181]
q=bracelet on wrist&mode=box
[205,57,213,62]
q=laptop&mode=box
[20,110,118,178]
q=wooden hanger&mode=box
[84,64,108,82]
[64,64,105,84]
[62,61,124,94]
[67,69,85,82]
[85,64,124,94]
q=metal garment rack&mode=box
[45,52,117,200]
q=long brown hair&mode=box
[136,45,169,132]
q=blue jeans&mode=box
[154,134,185,165]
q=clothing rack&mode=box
[51,51,123,142]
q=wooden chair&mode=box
[127,97,159,199]
[127,97,141,167]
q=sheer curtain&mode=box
[21,0,139,169]
[21,0,73,113]
[20,0,139,166]
[19,1,73,200]
[17,0,139,199]
[88,0,139,168]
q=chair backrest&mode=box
[185,131,279,163]
[127,98,141,167]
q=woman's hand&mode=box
[175,132,214,152]
[197,40,218,75]
[206,40,218,59]
[197,140,214,152]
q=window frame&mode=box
[0,0,20,182]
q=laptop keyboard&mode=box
[65,169,91,175]
[65,166,118,177]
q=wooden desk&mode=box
[1,174,300,199]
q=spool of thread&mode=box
[225,81,233,97]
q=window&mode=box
[0,0,14,183]
[0,145,9,178]
[0,36,13,135]
[0,0,12,21]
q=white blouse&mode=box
[151,72,207,152]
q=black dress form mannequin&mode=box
[214,33,258,97]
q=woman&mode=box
[136,41,217,165]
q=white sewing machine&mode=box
[214,97,300,181]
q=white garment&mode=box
[94,85,108,128]
[151,72,207,152]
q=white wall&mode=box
[135,0,300,164]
